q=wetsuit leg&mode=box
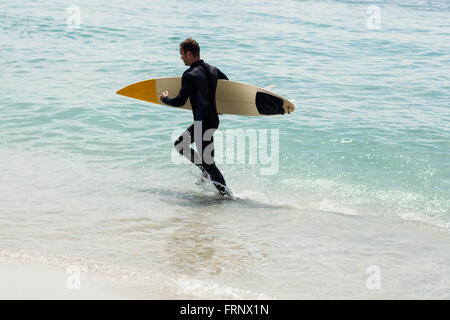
[175,124,230,196]
[174,124,203,172]
[194,128,229,195]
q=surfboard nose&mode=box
[116,79,159,104]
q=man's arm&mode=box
[160,73,193,106]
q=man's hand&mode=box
[160,90,169,102]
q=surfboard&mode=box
[116,77,295,116]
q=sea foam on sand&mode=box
[0,258,130,300]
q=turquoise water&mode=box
[1,0,449,298]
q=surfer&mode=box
[160,38,232,197]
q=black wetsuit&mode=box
[162,59,230,195]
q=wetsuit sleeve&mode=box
[162,73,193,107]
[218,69,228,80]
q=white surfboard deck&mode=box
[117,77,295,116]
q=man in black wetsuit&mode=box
[160,38,232,197]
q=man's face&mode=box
[180,46,189,66]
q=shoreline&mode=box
[0,258,135,300]
[0,251,268,300]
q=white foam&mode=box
[0,247,270,299]
[316,199,360,216]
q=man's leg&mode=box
[196,129,231,196]
[174,124,204,172]
[175,123,231,196]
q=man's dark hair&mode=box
[180,38,200,57]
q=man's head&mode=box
[179,38,200,66]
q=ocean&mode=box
[0,0,449,299]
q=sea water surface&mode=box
[0,0,449,299]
